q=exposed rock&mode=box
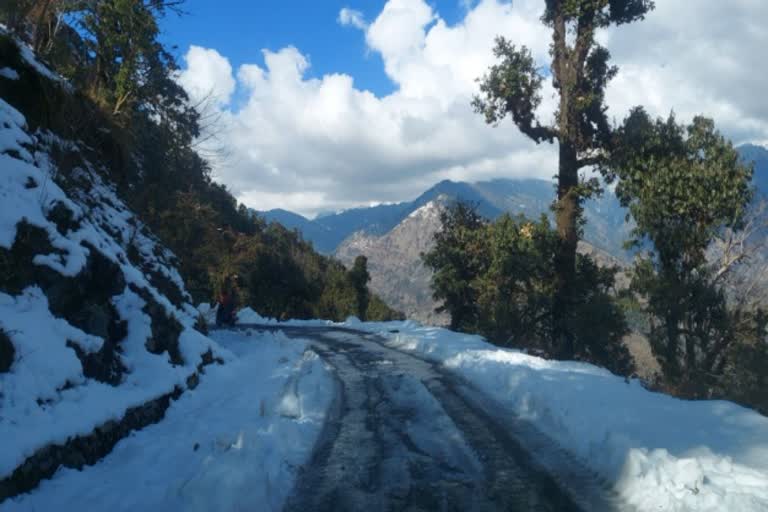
[337,199,633,326]
[336,200,450,326]
[46,200,81,235]
[0,347,223,502]
[66,337,124,386]
[145,266,186,309]
[130,284,184,365]
[0,222,58,295]
[0,387,181,502]
[0,328,14,372]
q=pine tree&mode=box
[472,0,654,357]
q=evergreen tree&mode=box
[422,202,489,332]
[348,255,371,320]
[472,0,654,357]
[611,108,754,390]
[75,0,196,131]
[423,205,632,375]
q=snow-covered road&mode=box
[3,325,622,512]
[8,321,765,511]
[268,326,622,512]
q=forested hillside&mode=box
[0,2,401,323]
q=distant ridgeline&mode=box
[260,147,768,262]
[739,143,768,200]
[260,178,633,260]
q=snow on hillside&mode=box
[0,42,338,507]
[0,63,220,486]
[4,330,334,512]
[351,320,768,512]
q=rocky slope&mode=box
[335,198,627,326]
[336,199,450,325]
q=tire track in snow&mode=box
[245,326,624,512]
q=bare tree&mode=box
[189,89,232,165]
[709,199,768,310]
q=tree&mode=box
[424,206,633,375]
[75,0,197,132]
[472,0,654,357]
[422,202,489,332]
[348,255,371,320]
[476,214,558,348]
[611,108,754,390]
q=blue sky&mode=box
[160,0,473,98]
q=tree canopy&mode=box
[473,0,654,357]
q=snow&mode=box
[0,25,69,88]
[3,29,766,512]
[406,200,442,222]
[234,307,334,328]
[349,320,768,512]
[0,68,19,81]
[1,77,219,481]
[236,306,277,325]
[3,330,335,512]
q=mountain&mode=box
[331,145,768,325]
[738,143,768,197]
[335,198,627,325]
[261,177,633,259]
[335,200,450,325]
[268,144,768,261]
[259,208,336,252]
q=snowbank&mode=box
[4,330,335,511]
[227,307,332,328]
[353,320,768,512]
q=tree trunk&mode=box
[31,0,53,54]
[553,141,579,358]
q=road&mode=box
[236,325,625,512]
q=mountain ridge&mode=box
[260,144,767,261]
[260,177,633,258]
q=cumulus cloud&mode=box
[600,0,768,145]
[177,46,236,106]
[338,7,367,30]
[178,0,768,216]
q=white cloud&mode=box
[600,0,768,144]
[338,7,367,30]
[177,46,236,106]
[179,0,768,217]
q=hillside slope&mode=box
[336,200,450,325]
[0,49,225,499]
[0,29,352,506]
[336,198,627,326]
